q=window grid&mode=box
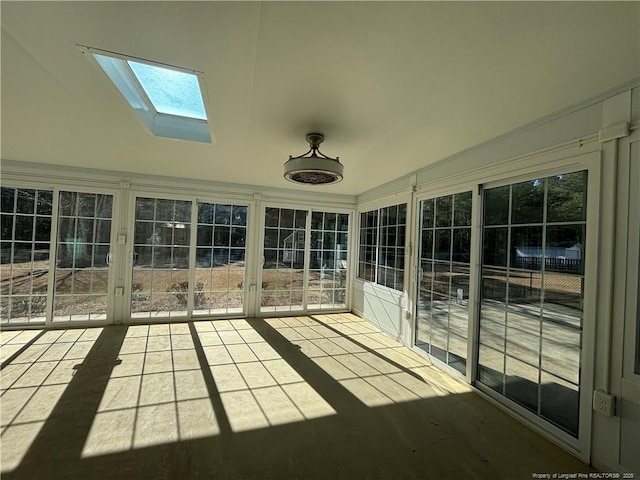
[194,203,247,316]
[261,208,307,312]
[53,192,114,322]
[308,212,349,309]
[131,198,192,319]
[357,204,406,291]
[477,171,587,437]
[1,188,53,324]
[357,210,378,282]
[415,192,472,375]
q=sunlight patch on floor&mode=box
[1,328,102,471]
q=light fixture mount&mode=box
[284,133,344,185]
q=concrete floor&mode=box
[1,313,595,479]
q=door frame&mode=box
[255,202,354,317]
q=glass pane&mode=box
[231,206,247,226]
[511,179,544,224]
[337,214,349,231]
[59,191,77,216]
[453,191,472,227]
[96,195,113,218]
[452,228,471,263]
[546,224,584,275]
[35,225,50,246]
[448,332,467,375]
[36,191,53,216]
[450,266,469,300]
[422,199,434,228]
[505,356,539,412]
[155,199,174,221]
[421,230,433,260]
[511,226,543,271]
[435,195,452,228]
[541,321,581,385]
[280,209,294,228]
[1,214,14,241]
[16,189,36,214]
[506,308,540,368]
[78,193,96,217]
[420,260,434,293]
[214,226,230,246]
[547,171,587,223]
[478,344,504,393]
[1,188,16,213]
[14,216,33,241]
[483,227,508,267]
[265,208,279,227]
[136,198,155,220]
[128,60,206,120]
[324,212,337,230]
[481,267,508,305]
[294,209,306,228]
[215,205,231,225]
[197,225,213,246]
[540,372,579,436]
[198,203,214,224]
[174,201,191,222]
[508,271,542,306]
[434,229,451,262]
[432,262,450,296]
[484,185,510,226]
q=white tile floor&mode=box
[0,313,595,479]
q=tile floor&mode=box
[0,313,594,479]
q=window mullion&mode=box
[46,188,61,326]
[187,200,198,317]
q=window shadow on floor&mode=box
[1,315,593,480]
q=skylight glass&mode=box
[127,60,207,120]
[84,45,212,143]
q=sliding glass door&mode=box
[1,188,54,324]
[1,188,116,324]
[415,192,472,375]
[53,191,115,322]
[260,207,349,314]
[477,171,587,437]
[130,196,249,319]
[131,197,192,319]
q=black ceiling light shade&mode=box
[284,133,344,185]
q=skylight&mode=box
[127,60,207,120]
[80,45,212,144]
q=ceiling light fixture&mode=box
[284,133,343,185]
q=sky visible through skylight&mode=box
[128,60,207,120]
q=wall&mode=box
[353,80,640,472]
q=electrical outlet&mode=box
[593,389,616,417]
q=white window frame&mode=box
[256,201,354,317]
[412,185,479,382]
[356,198,410,292]
[124,190,253,323]
[470,153,600,462]
[78,45,213,144]
[0,179,121,328]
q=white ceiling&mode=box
[2,1,639,195]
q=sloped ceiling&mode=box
[1,1,639,195]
